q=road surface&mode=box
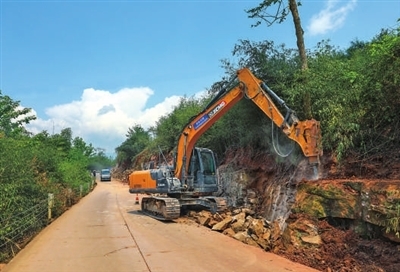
[2,179,319,272]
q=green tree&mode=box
[0,91,36,137]
[0,91,117,262]
[51,128,73,155]
[152,96,205,151]
[116,124,151,164]
[246,0,307,70]
[246,1,313,117]
[356,27,400,158]
[73,137,95,157]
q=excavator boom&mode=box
[174,68,322,181]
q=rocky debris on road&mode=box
[179,206,400,272]
[181,208,281,251]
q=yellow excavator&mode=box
[129,68,322,220]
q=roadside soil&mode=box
[287,151,400,272]
[277,212,400,272]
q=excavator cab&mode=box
[185,147,218,195]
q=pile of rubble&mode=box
[185,207,282,251]
[182,202,400,272]
[182,188,290,252]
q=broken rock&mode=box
[248,218,265,237]
[301,235,322,245]
[212,216,232,231]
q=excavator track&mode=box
[141,196,181,221]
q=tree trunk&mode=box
[288,0,311,117]
[288,0,308,70]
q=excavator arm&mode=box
[174,67,322,182]
[236,68,322,164]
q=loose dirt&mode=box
[277,213,400,272]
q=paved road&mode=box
[2,179,319,272]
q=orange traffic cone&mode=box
[135,194,139,205]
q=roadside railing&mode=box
[0,179,96,263]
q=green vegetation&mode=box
[383,202,400,238]
[380,192,400,238]
[117,24,400,170]
[0,91,114,262]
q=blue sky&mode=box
[1,0,399,156]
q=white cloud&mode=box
[25,87,182,156]
[307,0,357,36]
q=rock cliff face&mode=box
[293,179,400,242]
[218,147,400,242]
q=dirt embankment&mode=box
[210,147,400,272]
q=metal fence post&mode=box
[48,193,54,220]
[80,185,83,198]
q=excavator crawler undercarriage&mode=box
[141,196,181,221]
[140,195,227,221]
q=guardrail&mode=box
[0,179,96,263]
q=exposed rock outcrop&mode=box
[293,179,400,242]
